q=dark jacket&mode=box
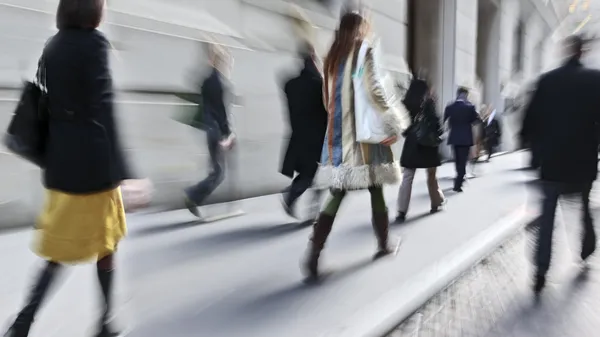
[521,59,600,183]
[484,118,501,147]
[444,99,480,146]
[201,68,231,138]
[400,97,443,169]
[280,57,327,178]
[42,29,132,194]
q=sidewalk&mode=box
[0,153,535,337]
[391,184,600,337]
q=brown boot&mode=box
[372,211,393,260]
[303,213,335,281]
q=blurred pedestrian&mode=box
[184,44,235,219]
[280,7,328,221]
[4,1,133,336]
[303,10,409,281]
[522,34,599,295]
[483,105,501,162]
[444,87,481,192]
[396,78,445,223]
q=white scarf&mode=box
[487,109,497,126]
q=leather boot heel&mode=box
[372,211,395,260]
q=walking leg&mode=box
[396,169,415,222]
[534,182,560,294]
[303,190,345,280]
[581,183,597,262]
[4,261,61,337]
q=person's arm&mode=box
[202,73,231,137]
[520,82,542,148]
[87,33,132,180]
[363,40,411,138]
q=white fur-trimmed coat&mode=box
[317,39,411,190]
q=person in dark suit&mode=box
[4,1,133,336]
[444,87,481,192]
[483,107,502,161]
[184,44,235,218]
[521,35,599,295]
[280,44,328,220]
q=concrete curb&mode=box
[324,205,537,337]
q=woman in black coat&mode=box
[280,45,328,219]
[396,78,445,223]
[4,1,131,336]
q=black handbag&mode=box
[3,56,49,167]
[411,105,442,147]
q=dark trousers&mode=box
[535,181,597,277]
[485,140,495,160]
[186,130,225,205]
[453,145,470,189]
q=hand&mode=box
[380,136,398,146]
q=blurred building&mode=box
[0,0,579,225]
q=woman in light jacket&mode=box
[5,1,131,336]
[303,11,410,281]
[396,78,445,223]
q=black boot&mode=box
[4,262,60,337]
[372,212,394,260]
[303,213,335,281]
[94,267,121,337]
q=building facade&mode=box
[0,0,569,227]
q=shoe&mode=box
[581,232,596,262]
[3,323,30,337]
[94,324,122,337]
[430,199,447,214]
[395,212,406,224]
[533,273,546,295]
[372,211,393,260]
[184,197,201,218]
[280,195,297,219]
[303,213,335,281]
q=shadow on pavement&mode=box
[130,221,308,276]
[131,220,203,238]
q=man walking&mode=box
[444,87,480,192]
[185,44,235,218]
[522,35,599,295]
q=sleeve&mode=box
[426,99,443,137]
[520,82,542,146]
[88,35,133,180]
[362,40,411,137]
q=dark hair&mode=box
[323,12,369,76]
[56,0,105,30]
[402,78,429,114]
[457,86,469,97]
[564,34,586,59]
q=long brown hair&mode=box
[323,12,369,77]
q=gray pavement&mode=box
[0,153,535,337]
[391,181,600,337]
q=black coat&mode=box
[400,98,443,169]
[522,59,600,183]
[202,68,231,137]
[42,29,132,194]
[484,118,501,147]
[280,58,327,179]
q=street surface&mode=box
[0,153,535,337]
[392,179,600,337]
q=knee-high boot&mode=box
[94,260,121,337]
[372,211,393,259]
[4,262,60,337]
[303,213,335,280]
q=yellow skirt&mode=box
[34,187,127,264]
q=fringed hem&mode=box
[315,162,401,190]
